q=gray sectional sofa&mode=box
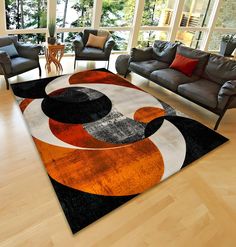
[125,40,236,130]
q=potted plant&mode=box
[220,34,236,56]
[48,19,56,45]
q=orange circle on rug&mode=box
[34,137,164,196]
[134,107,166,123]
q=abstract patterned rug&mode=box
[11,69,228,234]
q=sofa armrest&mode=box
[130,47,153,62]
[218,80,236,110]
[0,51,12,74]
[73,34,84,55]
[16,43,41,60]
[104,37,115,57]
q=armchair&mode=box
[0,36,41,89]
[73,29,115,70]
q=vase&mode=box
[220,41,236,56]
[47,37,56,45]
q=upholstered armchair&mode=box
[73,29,115,69]
[0,36,41,89]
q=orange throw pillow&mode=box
[170,53,199,77]
[85,33,107,49]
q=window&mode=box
[111,31,130,51]
[57,32,79,53]
[176,31,203,49]
[5,0,47,29]
[101,0,135,27]
[180,0,215,27]
[208,31,234,51]
[17,33,46,44]
[137,31,168,48]
[141,0,174,26]
[216,0,236,28]
[56,0,93,28]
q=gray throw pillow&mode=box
[0,43,19,58]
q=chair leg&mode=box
[39,65,42,78]
[214,113,225,130]
[4,76,9,90]
[124,69,129,78]
[74,59,77,70]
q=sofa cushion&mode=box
[11,57,38,74]
[178,79,221,109]
[129,60,169,78]
[177,46,209,76]
[152,40,178,64]
[150,68,199,91]
[203,54,236,85]
[170,53,199,76]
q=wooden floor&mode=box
[0,55,236,247]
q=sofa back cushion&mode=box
[152,40,178,64]
[203,54,236,85]
[177,46,209,76]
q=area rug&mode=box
[11,69,228,234]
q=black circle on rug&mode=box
[41,87,112,124]
[144,117,165,138]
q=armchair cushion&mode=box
[0,43,19,58]
[10,57,39,75]
[78,47,106,60]
[86,33,107,49]
[15,43,41,60]
[218,80,236,110]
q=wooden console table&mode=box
[45,43,65,73]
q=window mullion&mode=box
[201,0,223,51]
[0,0,8,35]
[92,0,102,29]
[128,0,145,51]
[168,0,185,42]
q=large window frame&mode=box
[0,0,235,54]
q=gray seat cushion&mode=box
[177,46,209,76]
[178,79,221,108]
[11,57,38,75]
[203,54,236,85]
[79,47,106,59]
[129,60,169,78]
[150,68,199,91]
